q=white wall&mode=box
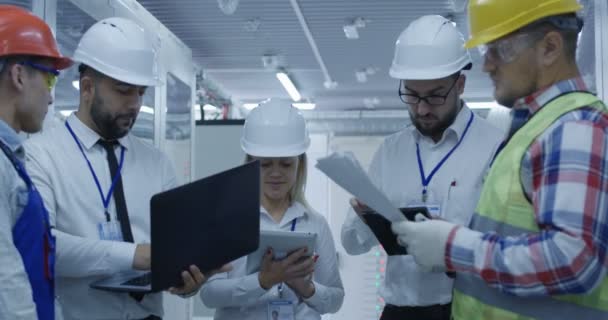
[193,123,245,180]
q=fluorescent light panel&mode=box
[140,105,154,114]
[202,104,218,111]
[292,103,315,110]
[468,101,502,110]
[276,72,301,102]
[59,110,75,117]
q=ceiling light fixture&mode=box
[140,105,154,114]
[468,101,502,109]
[343,17,368,40]
[202,104,219,112]
[355,70,368,83]
[292,103,316,110]
[59,110,75,117]
[243,103,259,110]
[218,0,239,15]
[343,24,359,39]
[276,72,301,102]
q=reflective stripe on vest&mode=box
[452,92,608,320]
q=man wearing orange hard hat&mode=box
[392,1,608,319]
[0,4,72,320]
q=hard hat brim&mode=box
[241,139,310,158]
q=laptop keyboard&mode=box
[121,272,152,287]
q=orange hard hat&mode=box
[0,5,72,69]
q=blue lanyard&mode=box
[65,121,125,222]
[290,218,297,231]
[416,112,474,202]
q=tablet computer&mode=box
[246,230,317,274]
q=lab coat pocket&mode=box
[442,178,477,226]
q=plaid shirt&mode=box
[446,77,608,296]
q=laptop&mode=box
[90,161,261,293]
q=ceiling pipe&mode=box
[288,0,337,89]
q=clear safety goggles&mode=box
[19,60,59,91]
[478,32,543,65]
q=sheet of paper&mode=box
[316,152,404,221]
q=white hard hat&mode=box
[73,17,161,86]
[389,15,472,80]
[241,99,310,157]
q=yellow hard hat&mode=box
[465,0,582,49]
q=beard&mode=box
[90,92,137,140]
[410,98,460,139]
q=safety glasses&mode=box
[19,60,60,91]
[478,32,543,65]
[398,75,460,107]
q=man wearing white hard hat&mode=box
[24,17,228,320]
[201,99,344,319]
[340,15,503,320]
[393,1,608,319]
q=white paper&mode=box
[316,152,404,221]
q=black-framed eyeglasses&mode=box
[18,60,60,91]
[398,74,459,107]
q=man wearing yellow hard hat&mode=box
[392,0,608,319]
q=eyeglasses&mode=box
[398,75,459,107]
[478,32,542,65]
[18,60,60,91]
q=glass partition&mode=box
[53,0,96,121]
[577,0,596,92]
[3,0,31,9]
[164,73,192,184]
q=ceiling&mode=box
[137,0,493,111]
[8,0,597,130]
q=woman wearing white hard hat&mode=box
[200,99,344,319]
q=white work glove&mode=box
[391,214,458,272]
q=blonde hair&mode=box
[245,153,311,210]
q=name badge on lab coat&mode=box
[268,300,295,320]
[97,220,123,241]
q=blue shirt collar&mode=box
[0,119,24,153]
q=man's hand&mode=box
[391,217,458,272]
[258,248,315,290]
[169,264,232,296]
[132,244,151,270]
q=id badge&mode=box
[268,300,295,320]
[97,220,123,241]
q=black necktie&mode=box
[98,140,134,243]
[98,140,145,302]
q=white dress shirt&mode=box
[24,114,177,320]
[341,105,503,307]
[0,119,38,320]
[200,201,344,320]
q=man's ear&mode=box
[79,75,96,104]
[457,73,466,96]
[8,63,26,92]
[537,31,563,68]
